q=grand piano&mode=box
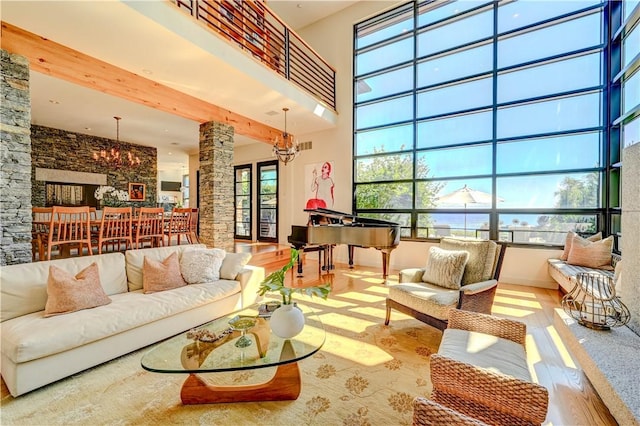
[288,208,401,279]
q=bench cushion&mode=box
[548,258,614,293]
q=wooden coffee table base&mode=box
[180,361,301,404]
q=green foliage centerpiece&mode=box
[257,249,331,339]
[258,249,331,305]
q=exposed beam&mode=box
[1,21,282,144]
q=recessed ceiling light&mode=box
[85,127,91,131]
[168,152,173,155]
[296,3,302,8]
[49,99,60,104]
[170,142,180,146]
[265,110,279,116]
[142,69,153,75]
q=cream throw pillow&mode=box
[219,252,252,280]
[567,234,614,270]
[180,248,226,284]
[560,231,601,261]
[422,247,469,290]
[143,252,187,293]
[44,263,111,317]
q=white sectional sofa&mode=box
[0,244,264,397]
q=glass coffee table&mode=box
[141,301,325,404]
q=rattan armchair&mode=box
[414,309,549,426]
[386,238,506,331]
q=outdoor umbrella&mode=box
[435,185,503,232]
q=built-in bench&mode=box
[547,253,621,293]
[555,309,640,426]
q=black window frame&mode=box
[352,0,622,249]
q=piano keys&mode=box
[287,208,400,278]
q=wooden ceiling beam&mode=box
[1,22,281,144]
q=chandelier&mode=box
[272,107,299,165]
[93,116,141,168]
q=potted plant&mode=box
[257,248,331,338]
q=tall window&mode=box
[609,0,640,252]
[354,0,611,245]
[257,160,278,242]
[234,164,252,239]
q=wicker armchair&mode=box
[386,238,506,331]
[414,310,549,426]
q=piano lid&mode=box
[304,208,399,227]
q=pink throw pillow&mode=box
[44,263,111,317]
[566,234,614,270]
[143,252,187,293]
[560,231,601,261]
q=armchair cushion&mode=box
[439,238,498,285]
[422,246,469,289]
[388,282,458,321]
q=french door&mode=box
[257,160,278,242]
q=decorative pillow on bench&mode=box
[566,233,614,270]
[560,231,601,260]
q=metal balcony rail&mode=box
[174,0,337,111]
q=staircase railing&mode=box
[174,0,337,111]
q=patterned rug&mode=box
[1,286,442,426]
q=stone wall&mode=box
[31,125,158,208]
[621,141,640,336]
[199,121,234,250]
[0,50,32,265]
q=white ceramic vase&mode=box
[269,304,304,339]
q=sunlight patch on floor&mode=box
[318,298,358,309]
[350,306,388,320]
[491,305,534,318]
[361,277,386,284]
[319,312,379,332]
[318,331,394,366]
[496,288,539,299]
[546,325,577,369]
[337,291,386,303]
[364,285,389,296]
[526,334,542,383]
[493,295,542,309]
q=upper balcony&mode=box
[173,0,337,112]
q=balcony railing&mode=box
[174,0,337,111]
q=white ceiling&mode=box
[1,0,356,172]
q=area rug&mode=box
[1,286,442,426]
